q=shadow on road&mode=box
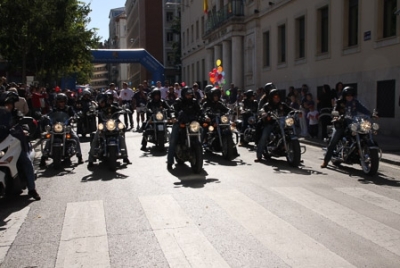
[167,163,219,189]
[36,162,80,178]
[0,195,34,231]
[255,157,327,176]
[203,151,246,167]
[81,163,129,181]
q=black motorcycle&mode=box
[175,119,203,173]
[261,110,302,167]
[143,108,171,151]
[235,108,258,144]
[76,101,97,138]
[91,108,130,171]
[41,111,77,169]
[327,110,381,175]
[203,109,239,160]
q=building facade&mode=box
[182,0,400,135]
[90,63,108,91]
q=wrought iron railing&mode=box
[205,0,244,35]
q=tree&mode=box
[0,0,100,85]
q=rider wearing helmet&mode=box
[239,89,259,145]
[255,89,293,162]
[166,86,203,170]
[258,82,276,110]
[0,94,40,200]
[140,88,172,151]
[201,85,214,104]
[40,93,83,167]
[321,86,372,168]
[202,87,230,115]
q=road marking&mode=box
[207,190,354,268]
[0,207,30,264]
[336,187,400,215]
[272,187,400,257]
[139,195,230,268]
[55,200,110,268]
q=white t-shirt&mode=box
[119,88,135,101]
[160,87,168,100]
[307,110,319,125]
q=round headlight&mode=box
[350,123,358,132]
[285,118,295,127]
[53,123,63,133]
[156,112,164,121]
[45,125,51,132]
[98,123,104,131]
[106,120,116,131]
[221,115,229,124]
[372,123,380,131]
[208,126,214,132]
[118,122,125,130]
[189,121,200,132]
[360,120,371,132]
[0,151,5,157]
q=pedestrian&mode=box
[307,104,319,138]
[119,82,135,129]
[133,84,148,131]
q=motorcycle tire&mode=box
[222,136,234,161]
[191,143,203,174]
[286,139,301,167]
[360,146,379,176]
[52,147,63,170]
[156,131,165,151]
[108,146,118,171]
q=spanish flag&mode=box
[203,0,208,14]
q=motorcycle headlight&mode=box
[208,125,214,132]
[106,120,116,131]
[248,116,256,125]
[118,122,125,130]
[221,115,229,124]
[45,125,51,132]
[285,117,295,127]
[189,121,201,133]
[0,151,5,157]
[156,112,164,121]
[360,120,371,132]
[53,123,63,133]
[372,123,380,131]
[350,123,358,132]
[98,123,104,131]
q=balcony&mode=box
[205,0,244,35]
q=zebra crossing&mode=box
[1,186,400,267]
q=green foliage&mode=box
[0,0,100,85]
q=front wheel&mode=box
[108,146,118,171]
[156,131,165,151]
[52,147,63,170]
[191,143,203,174]
[286,139,301,167]
[360,146,379,176]
[222,136,234,161]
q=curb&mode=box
[299,139,400,166]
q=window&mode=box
[377,80,395,117]
[191,25,194,42]
[317,6,329,54]
[295,16,306,59]
[186,28,189,46]
[383,0,397,38]
[182,32,185,48]
[166,12,173,22]
[278,24,286,63]
[196,20,199,40]
[347,0,359,47]
[167,32,174,43]
[263,31,270,67]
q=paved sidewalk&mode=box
[299,134,400,166]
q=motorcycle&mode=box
[76,101,98,137]
[0,118,36,196]
[175,119,203,174]
[91,107,130,171]
[235,107,258,144]
[261,110,302,167]
[202,109,239,160]
[143,108,171,151]
[41,111,77,169]
[328,110,381,175]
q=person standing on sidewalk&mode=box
[119,82,135,129]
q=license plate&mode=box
[157,125,164,131]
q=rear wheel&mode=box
[108,146,118,171]
[286,139,301,167]
[191,143,203,173]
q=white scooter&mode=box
[0,121,37,197]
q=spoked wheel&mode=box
[360,145,379,175]
[191,143,203,173]
[286,139,301,167]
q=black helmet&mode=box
[181,86,193,99]
[264,83,276,94]
[56,93,68,103]
[342,86,355,98]
[96,93,107,104]
[150,88,161,98]
[268,89,280,102]
[244,89,254,98]
[204,85,213,99]
[106,91,114,100]
[0,91,19,106]
[82,89,91,96]
[211,87,221,99]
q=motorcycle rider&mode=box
[140,88,172,151]
[40,93,83,167]
[321,86,372,168]
[255,89,293,162]
[239,89,258,146]
[167,87,203,170]
[0,92,40,200]
[87,93,131,168]
[258,83,276,110]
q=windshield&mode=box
[48,111,70,124]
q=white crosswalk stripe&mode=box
[271,187,400,257]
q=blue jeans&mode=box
[256,124,274,159]
[324,127,344,163]
[167,124,180,164]
[17,151,35,191]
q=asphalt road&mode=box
[1,130,400,268]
